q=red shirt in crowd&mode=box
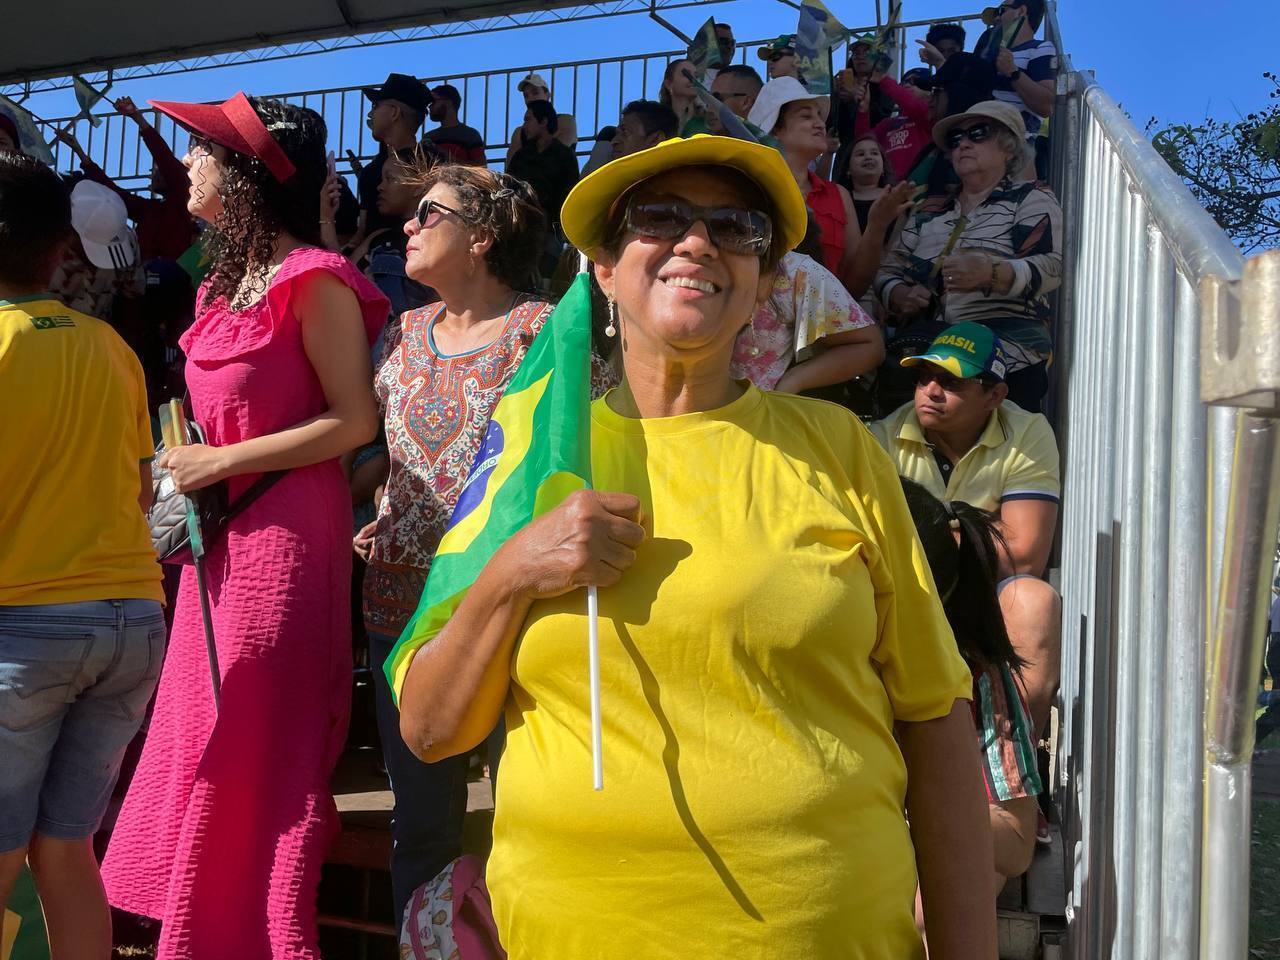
[805,170,848,275]
[854,76,933,183]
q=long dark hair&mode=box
[900,477,1025,671]
[202,98,327,307]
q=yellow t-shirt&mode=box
[869,400,1061,513]
[0,296,162,605]
[487,386,971,960]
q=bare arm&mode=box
[996,499,1058,578]
[900,700,998,960]
[834,184,865,295]
[774,326,884,394]
[160,272,378,491]
[400,490,644,761]
[846,180,916,299]
[1014,76,1055,118]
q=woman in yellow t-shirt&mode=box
[397,135,997,959]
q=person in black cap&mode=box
[904,52,997,196]
[425,84,486,166]
[354,73,432,245]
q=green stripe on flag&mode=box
[385,271,596,704]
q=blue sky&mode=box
[18,0,1276,170]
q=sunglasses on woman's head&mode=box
[623,198,772,256]
[415,197,465,228]
[944,122,993,150]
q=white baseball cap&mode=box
[747,76,827,137]
[70,180,139,270]
[517,72,551,93]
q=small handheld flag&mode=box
[975,14,1026,63]
[796,0,849,96]
[686,17,724,80]
[385,271,599,784]
[0,96,54,165]
[72,75,108,127]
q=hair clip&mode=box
[492,188,515,200]
[948,518,961,532]
[265,121,298,132]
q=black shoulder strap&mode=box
[223,470,289,525]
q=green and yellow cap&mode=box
[900,321,1009,381]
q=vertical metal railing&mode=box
[1049,32,1280,959]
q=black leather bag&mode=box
[148,421,287,565]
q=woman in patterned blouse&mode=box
[354,162,613,931]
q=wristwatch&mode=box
[1008,67,1023,82]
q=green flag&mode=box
[2,864,49,960]
[385,271,596,704]
[0,96,53,165]
[686,17,724,80]
[72,75,107,127]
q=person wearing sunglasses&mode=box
[706,64,763,135]
[357,161,614,933]
[755,33,801,81]
[394,134,997,959]
[871,322,1062,759]
[874,100,1062,412]
[100,94,391,960]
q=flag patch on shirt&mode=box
[30,314,76,329]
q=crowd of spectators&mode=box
[0,3,1069,956]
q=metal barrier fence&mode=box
[1048,42,1280,960]
[37,42,778,189]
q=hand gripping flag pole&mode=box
[383,252,602,788]
[581,252,605,792]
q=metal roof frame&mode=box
[1,0,723,96]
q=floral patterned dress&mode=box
[363,296,614,638]
[731,252,877,391]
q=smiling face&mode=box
[182,139,227,224]
[594,166,774,370]
[774,99,829,161]
[848,138,884,186]
[403,182,485,285]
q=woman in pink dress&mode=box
[101,93,389,959]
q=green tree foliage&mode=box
[1148,72,1279,253]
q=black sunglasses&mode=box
[415,197,465,228]
[944,122,994,150]
[915,366,997,391]
[712,90,749,102]
[622,198,772,256]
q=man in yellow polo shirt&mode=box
[870,322,1061,744]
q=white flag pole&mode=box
[587,584,604,790]
[577,249,604,792]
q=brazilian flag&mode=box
[385,271,596,705]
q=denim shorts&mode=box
[0,599,166,852]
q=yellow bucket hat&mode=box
[559,134,808,258]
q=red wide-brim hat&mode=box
[150,91,297,183]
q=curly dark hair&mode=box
[403,161,546,291]
[200,98,327,307]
